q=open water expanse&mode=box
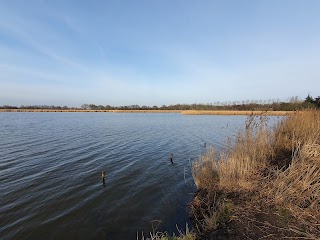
[0,113,280,240]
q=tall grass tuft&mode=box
[264,149,320,221]
[137,224,196,240]
[264,111,320,228]
[192,115,274,192]
[273,110,320,154]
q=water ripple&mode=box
[0,112,278,240]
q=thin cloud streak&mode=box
[0,1,320,106]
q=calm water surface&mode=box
[0,113,280,240]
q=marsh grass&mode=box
[264,152,320,220]
[137,224,196,240]
[264,127,320,238]
[182,110,292,116]
[193,115,274,192]
[264,111,320,229]
[189,191,234,235]
[191,110,320,236]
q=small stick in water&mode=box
[101,170,106,183]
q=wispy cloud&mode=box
[0,1,320,106]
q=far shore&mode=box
[0,109,294,115]
[181,110,294,116]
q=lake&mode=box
[0,113,280,240]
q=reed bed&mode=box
[263,111,320,230]
[112,110,181,113]
[264,150,320,223]
[191,110,320,237]
[192,115,274,192]
[182,110,293,116]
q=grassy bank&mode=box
[191,110,320,239]
[0,109,293,115]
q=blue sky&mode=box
[0,0,320,107]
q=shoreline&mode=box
[189,111,320,239]
[181,110,293,116]
[0,109,293,115]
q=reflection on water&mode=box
[0,112,279,240]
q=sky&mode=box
[0,0,320,107]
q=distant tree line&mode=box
[0,105,70,109]
[1,94,320,111]
[80,94,320,111]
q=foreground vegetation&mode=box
[138,224,196,240]
[191,110,320,239]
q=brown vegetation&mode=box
[138,224,196,240]
[182,110,293,116]
[191,111,320,239]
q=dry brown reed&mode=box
[188,190,233,235]
[182,110,292,116]
[263,111,320,231]
[191,110,320,236]
[264,151,320,220]
[137,224,196,240]
[273,110,320,152]
[192,115,274,192]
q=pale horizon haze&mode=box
[0,0,320,107]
